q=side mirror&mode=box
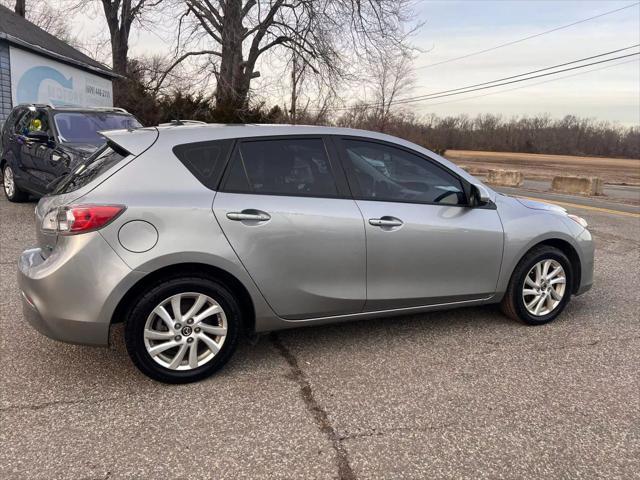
[471,183,491,206]
[26,131,50,143]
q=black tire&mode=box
[124,275,242,383]
[2,165,29,202]
[500,245,573,325]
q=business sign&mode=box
[10,47,113,107]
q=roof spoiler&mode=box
[98,127,159,156]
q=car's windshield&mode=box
[53,112,141,144]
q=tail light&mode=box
[42,205,125,235]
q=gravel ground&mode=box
[1,193,638,479]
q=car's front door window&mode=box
[341,139,465,205]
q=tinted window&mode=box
[173,140,233,190]
[342,140,465,205]
[224,138,338,197]
[15,110,33,134]
[10,110,50,136]
[32,109,53,136]
[53,112,142,144]
[54,145,127,194]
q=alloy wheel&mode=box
[3,167,15,198]
[143,292,228,370]
[522,259,566,316]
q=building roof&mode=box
[0,5,116,78]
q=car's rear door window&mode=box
[222,138,339,197]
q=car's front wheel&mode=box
[3,165,28,202]
[501,245,573,325]
[124,276,242,383]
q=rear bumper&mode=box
[20,286,109,345]
[17,233,136,346]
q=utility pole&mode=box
[14,0,26,17]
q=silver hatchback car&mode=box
[18,125,593,383]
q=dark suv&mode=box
[1,104,142,201]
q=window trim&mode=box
[218,134,352,199]
[333,135,472,208]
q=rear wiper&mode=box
[49,152,100,193]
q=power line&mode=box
[392,52,639,107]
[328,49,639,111]
[412,58,640,109]
[414,1,640,70]
[402,45,639,104]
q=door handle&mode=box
[227,210,271,222]
[369,217,403,228]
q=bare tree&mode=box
[130,54,193,95]
[98,1,162,75]
[369,48,415,132]
[167,0,417,119]
[1,0,79,46]
[78,0,163,103]
[14,0,25,17]
[288,52,306,124]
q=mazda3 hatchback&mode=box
[18,124,594,383]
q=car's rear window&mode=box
[172,140,234,190]
[54,144,127,194]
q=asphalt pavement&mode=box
[1,192,638,479]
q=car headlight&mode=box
[567,214,588,228]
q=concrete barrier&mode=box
[458,164,473,174]
[552,176,603,196]
[485,169,524,187]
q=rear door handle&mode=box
[369,217,403,228]
[227,210,271,222]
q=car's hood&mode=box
[515,197,567,213]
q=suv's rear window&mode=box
[54,144,127,194]
[172,140,233,190]
[54,112,142,144]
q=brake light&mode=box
[42,205,125,235]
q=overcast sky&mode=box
[71,0,640,125]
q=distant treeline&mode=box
[120,80,639,159]
[335,111,640,159]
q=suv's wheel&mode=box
[501,245,573,325]
[2,165,28,202]
[125,276,242,383]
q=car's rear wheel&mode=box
[124,276,242,383]
[501,245,573,325]
[2,165,28,202]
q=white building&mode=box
[0,5,117,127]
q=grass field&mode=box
[445,150,640,186]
